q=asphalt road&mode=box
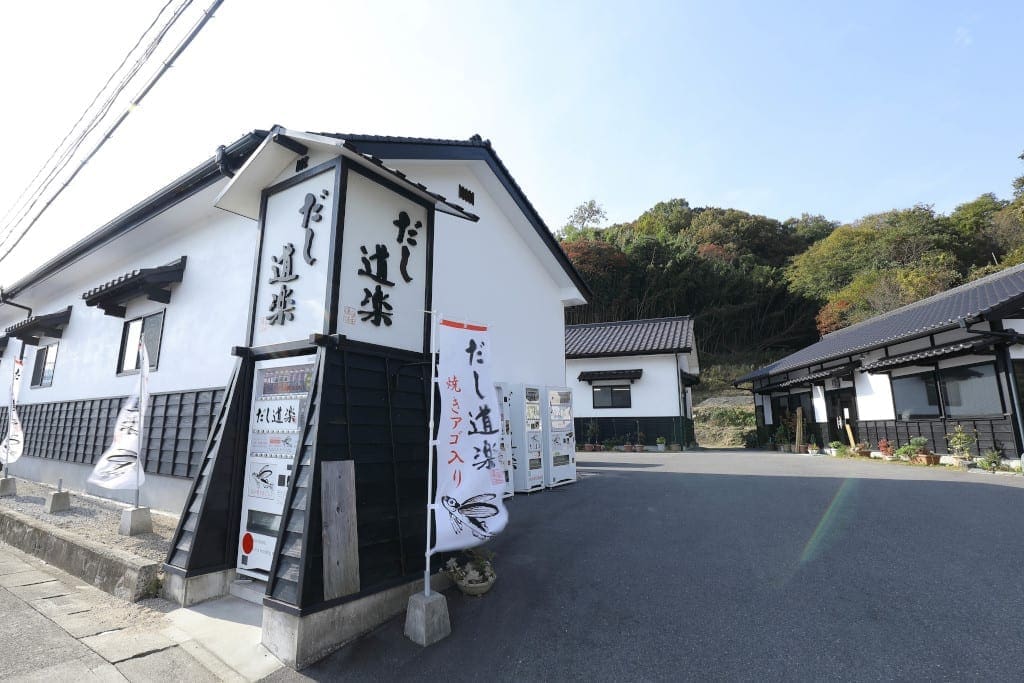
[270,451,1024,681]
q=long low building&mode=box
[736,265,1024,457]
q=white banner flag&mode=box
[1,359,24,466]
[433,319,509,553]
[88,342,149,490]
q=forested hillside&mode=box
[560,155,1024,361]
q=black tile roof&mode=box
[860,338,994,373]
[82,256,187,318]
[325,132,594,303]
[5,306,72,343]
[738,263,1024,384]
[577,369,643,382]
[566,316,694,358]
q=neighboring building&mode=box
[736,264,1024,457]
[0,126,590,666]
[565,316,699,448]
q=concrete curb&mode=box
[0,507,159,602]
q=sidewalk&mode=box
[0,541,278,681]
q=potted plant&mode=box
[908,436,939,465]
[980,448,1002,472]
[622,433,635,453]
[774,425,791,453]
[442,548,496,596]
[636,432,648,452]
[826,440,843,456]
[655,436,667,452]
[855,442,871,457]
[669,441,682,452]
[807,438,820,456]
[878,438,894,460]
[894,443,915,461]
[945,425,975,467]
[585,421,601,452]
[601,438,614,452]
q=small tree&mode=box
[566,200,607,233]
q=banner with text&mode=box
[88,343,150,490]
[433,319,509,553]
[1,359,24,466]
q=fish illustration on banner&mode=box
[433,318,509,553]
[1,359,24,467]
[88,342,149,490]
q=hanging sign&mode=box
[252,166,337,347]
[88,343,149,490]
[1,359,24,466]
[338,171,429,353]
[433,319,509,553]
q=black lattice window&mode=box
[0,388,223,478]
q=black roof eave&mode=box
[3,131,268,298]
[336,137,594,303]
[567,346,691,360]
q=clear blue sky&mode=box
[0,1,1021,283]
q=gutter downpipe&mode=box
[990,320,1024,457]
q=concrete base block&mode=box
[262,572,450,669]
[404,591,451,646]
[0,477,15,497]
[45,490,71,513]
[161,568,236,607]
[119,507,153,536]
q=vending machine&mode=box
[494,384,515,499]
[237,355,316,579]
[496,382,545,493]
[542,387,577,488]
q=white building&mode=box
[737,264,1024,457]
[565,316,699,448]
[0,126,591,666]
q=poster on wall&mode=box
[252,165,338,348]
[433,318,509,553]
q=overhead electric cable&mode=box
[0,0,222,264]
[0,0,179,232]
[0,0,197,254]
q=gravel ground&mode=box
[0,478,177,563]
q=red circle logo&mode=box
[242,533,254,554]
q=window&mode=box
[593,384,631,408]
[118,311,164,374]
[892,363,1002,419]
[938,364,1001,417]
[31,343,58,388]
[892,373,941,419]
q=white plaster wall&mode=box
[812,385,827,422]
[0,188,255,407]
[384,163,573,387]
[855,372,896,420]
[567,355,680,418]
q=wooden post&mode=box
[321,460,360,600]
[845,423,857,448]
[795,407,804,451]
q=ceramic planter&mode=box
[913,453,940,465]
[669,444,681,452]
[455,574,495,596]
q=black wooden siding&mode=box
[858,416,1016,457]
[266,341,432,612]
[0,388,224,478]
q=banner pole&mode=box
[135,343,145,510]
[424,310,439,597]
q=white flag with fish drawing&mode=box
[88,342,149,490]
[1,358,24,466]
[433,318,509,553]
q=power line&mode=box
[0,0,179,232]
[0,0,196,254]
[0,0,224,265]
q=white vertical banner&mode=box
[433,318,509,553]
[1,359,24,467]
[88,342,150,490]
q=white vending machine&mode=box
[494,384,515,499]
[497,382,545,493]
[237,355,316,579]
[542,387,577,488]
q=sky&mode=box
[0,0,1022,286]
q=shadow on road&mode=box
[268,466,1024,682]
